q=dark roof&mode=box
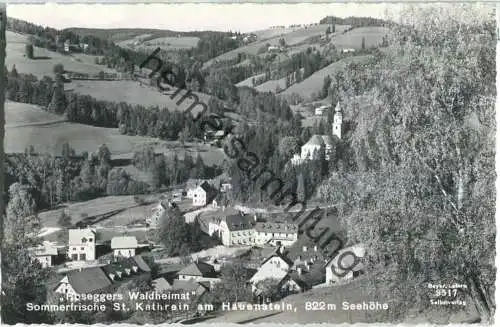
[225,213,255,231]
[152,277,172,292]
[199,181,218,195]
[67,267,112,294]
[178,261,216,278]
[132,255,151,273]
[291,262,326,288]
[172,279,208,293]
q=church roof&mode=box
[304,135,325,146]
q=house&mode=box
[325,244,365,285]
[111,236,139,258]
[217,212,256,246]
[28,243,58,268]
[171,279,208,297]
[55,267,113,299]
[341,48,356,53]
[268,45,280,53]
[192,181,218,206]
[64,39,70,52]
[280,261,326,295]
[315,105,331,116]
[254,222,298,246]
[68,228,96,261]
[177,260,220,289]
[249,246,293,293]
[152,277,172,292]
[199,206,241,236]
[79,43,89,51]
[55,255,151,300]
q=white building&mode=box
[254,222,298,246]
[28,242,58,268]
[68,228,96,261]
[341,48,356,53]
[249,248,293,293]
[325,244,365,285]
[315,105,331,116]
[192,181,218,206]
[215,212,256,246]
[64,40,70,52]
[111,236,138,258]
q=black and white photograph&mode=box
[0,1,496,325]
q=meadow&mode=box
[5,31,115,78]
[66,80,212,110]
[118,35,200,51]
[282,55,373,99]
[332,26,389,50]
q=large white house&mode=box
[215,213,256,246]
[325,244,365,285]
[191,181,218,206]
[68,228,96,261]
[254,222,298,246]
[111,236,138,258]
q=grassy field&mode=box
[5,100,226,166]
[332,26,389,50]
[37,195,151,227]
[255,77,287,93]
[236,73,266,88]
[5,31,115,78]
[203,24,350,70]
[5,101,63,127]
[66,80,212,110]
[282,55,373,99]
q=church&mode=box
[291,101,342,165]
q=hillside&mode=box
[5,31,115,78]
[117,35,200,51]
[282,55,373,99]
[331,26,389,50]
[65,80,212,110]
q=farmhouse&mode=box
[55,267,112,299]
[191,181,218,206]
[249,246,293,293]
[324,244,365,285]
[28,243,58,268]
[177,260,221,289]
[111,236,139,258]
[315,104,331,116]
[152,277,173,292]
[55,255,151,300]
[68,228,96,261]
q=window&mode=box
[88,238,93,242]
[72,247,76,251]
[71,254,78,260]
[79,253,86,261]
[80,247,84,250]
[81,237,87,243]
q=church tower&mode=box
[332,101,342,139]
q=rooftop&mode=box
[66,267,112,294]
[225,213,256,231]
[178,261,217,278]
[111,236,138,249]
[255,222,298,234]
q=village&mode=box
[27,101,366,321]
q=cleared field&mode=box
[118,36,200,51]
[282,55,373,99]
[236,73,266,88]
[38,195,149,227]
[66,80,212,110]
[203,24,351,70]
[253,27,301,41]
[5,31,115,78]
[5,101,63,127]
[332,26,389,50]
[255,77,287,93]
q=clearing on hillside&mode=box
[5,31,115,78]
[118,36,200,51]
[5,101,64,127]
[332,26,389,50]
[66,80,212,110]
[282,55,373,100]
